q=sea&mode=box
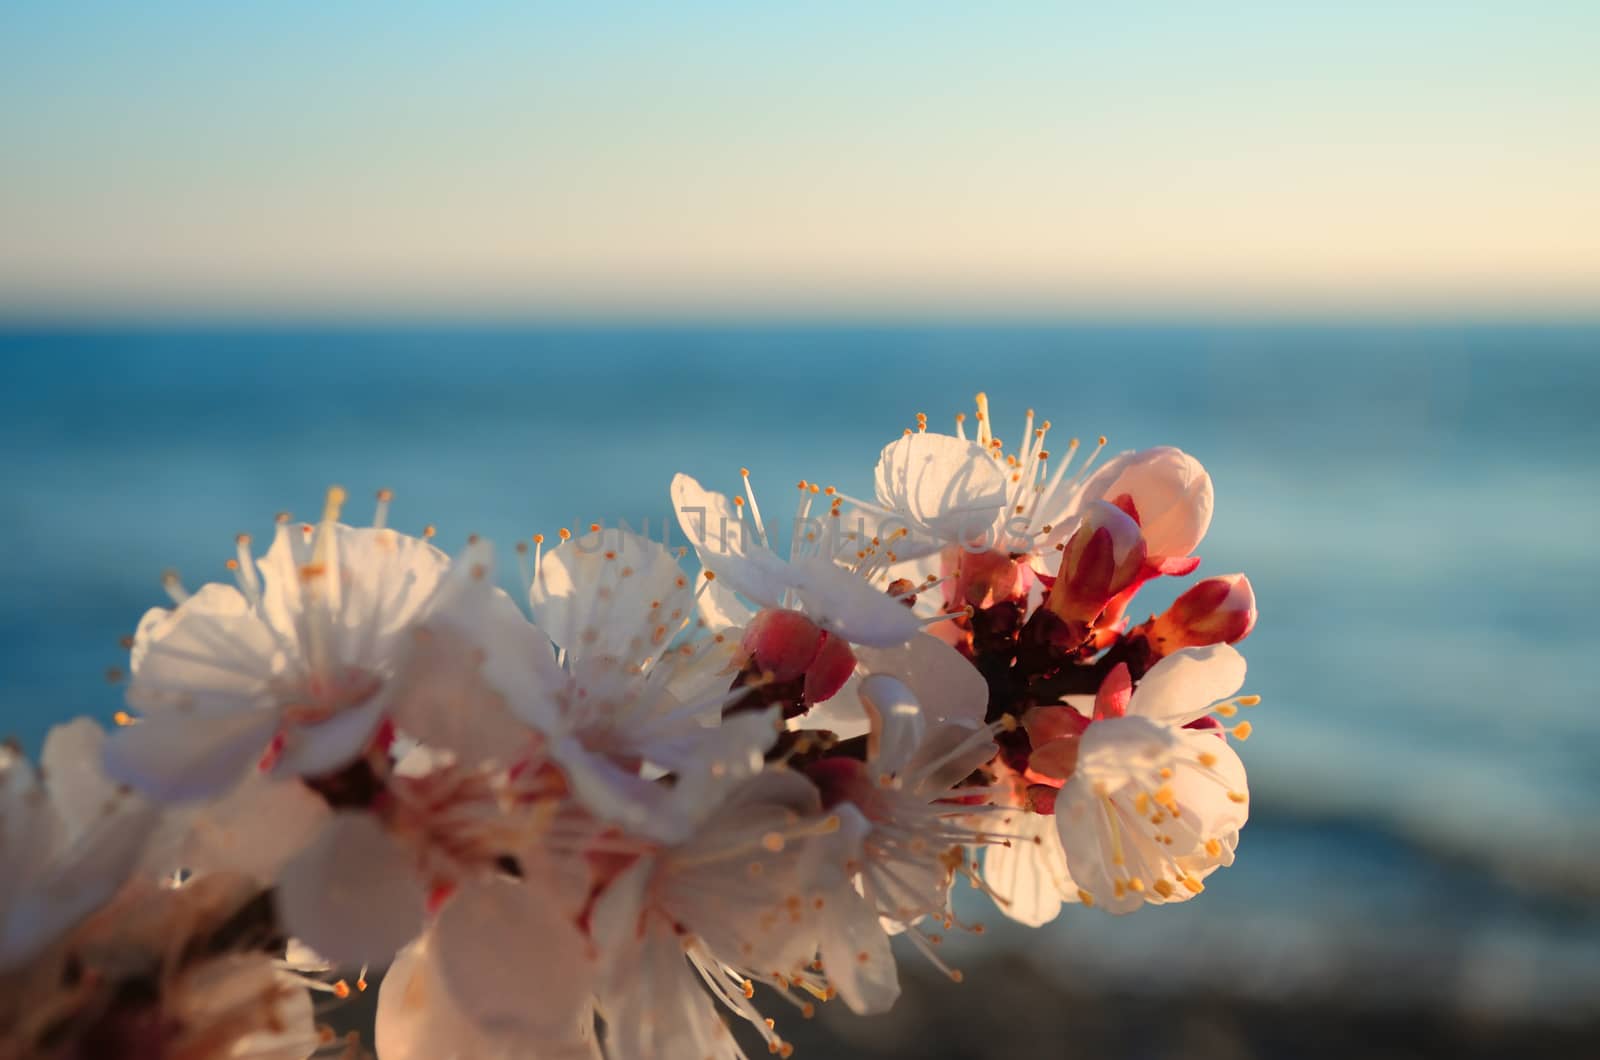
[2,321,1596,1027]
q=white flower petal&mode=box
[874,432,1008,545]
[104,708,281,802]
[983,809,1071,927]
[791,557,922,648]
[125,584,281,717]
[275,812,427,967]
[147,775,329,885]
[856,633,988,727]
[671,473,792,608]
[793,673,872,740]
[531,529,692,662]
[1127,644,1247,726]
[858,674,925,779]
[816,883,900,1015]
[387,598,535,766]
[270,698,386,780]
[432,878,594,1043]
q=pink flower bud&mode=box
[1148,573,1257,653]
[1044,501,1147,625]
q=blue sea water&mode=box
[1,321,1596,1017]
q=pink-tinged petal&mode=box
[432,878,594,1043]
[1028,737,1080,782]
[1022,704,1089,747]
[275,813,427,968]
[874,432,1008,546]
[1127,644,1247,726]
[103,708,281,802]
[1153,555,1203,576]
[1093,662,1133,720]
[817,883,900,1015]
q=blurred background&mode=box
[3,3,1597,1057]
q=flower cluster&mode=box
[1,395,1260,1059]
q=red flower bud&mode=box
[741,608,825,682]
[1147,573,1256,654]
[1044,501,1147,625]
[740,607,857,704]
[803,632,858,705]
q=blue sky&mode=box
[3,2,1598,315]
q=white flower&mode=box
[271,756,561,968]
[856,398,1214,601]
[1,718,155,972]
[672,471,930,649]
[104,489,505,801]
[589,770,835,1060]
[807,676,1001,1013]
[864,393,1114,559]
[673,471,975,736]
[1049,645,1254,913]
[431,526,781,843]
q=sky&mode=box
[2,2,1598,317]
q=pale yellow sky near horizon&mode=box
[3,3,1597,316]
